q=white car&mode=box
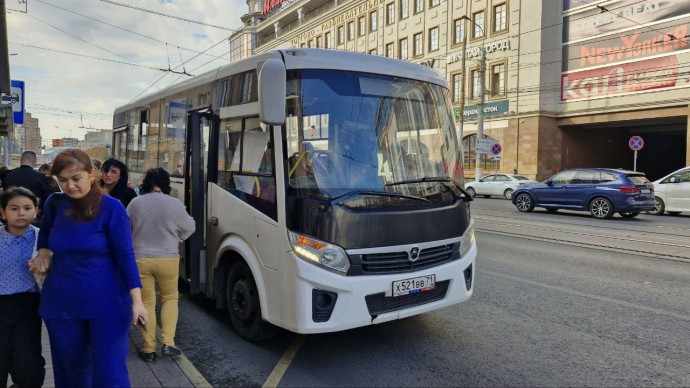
[649,166,690,215]
[464,173,536,200]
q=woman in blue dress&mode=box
[29,148,148,388]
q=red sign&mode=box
[561,55,684,101]
[262,0,286,15]
[562,18,689,71]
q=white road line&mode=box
[480,269,690,322]
[262,334,305,388]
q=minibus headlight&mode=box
[459,220,475,258]
[288,231,350,274]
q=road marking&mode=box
[263,334,305,388]
[480,269,690,322]
[151,323,212,387]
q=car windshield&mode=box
[284,69,463,204]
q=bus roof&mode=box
[113,49,447,118]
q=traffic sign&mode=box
[491,143,503,155]
[475,138,498,154]
[629,136,644,151]
[10,80,25,125]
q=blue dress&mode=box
[38,193,142,388]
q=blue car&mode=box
[511,168,655,219]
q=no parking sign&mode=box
[629,136,643,171]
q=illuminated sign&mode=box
[262,0,286,15]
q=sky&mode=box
[6,0,246,143]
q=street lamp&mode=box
[460,15,486,181]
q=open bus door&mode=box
[184,108,218,294]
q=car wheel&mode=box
[619,212,640,218]
[590,197,614,219]
[648,197,665,215]
[503,188,514,200]
[515,193,534,212]
[466,187,476,198]
[226,261,278,341]
[545,207,558,212]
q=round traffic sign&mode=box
[629,136,644,151]
[491,143,502,155]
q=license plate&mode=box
[641,188,651,194]
[392,274,436,297]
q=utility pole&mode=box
[459,35,466,144]
[0,0,13,165]
[475,47,485,181]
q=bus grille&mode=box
[361,244,455,274]
[364,280,450,316]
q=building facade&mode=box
[12,111,42,154]
[230,0,690,180]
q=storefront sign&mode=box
[454,99,509,121]
[562,0,690,43]
[562,17,689,71]
[560,55,684,101]
[447,39,511,64]
[290,0,385,44]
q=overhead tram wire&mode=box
[100,0,234,31]
[33,0,227,61]
[25,13,132,61]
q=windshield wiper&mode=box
[385,176,473,201]
[332,189,430,203]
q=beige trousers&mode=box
[136,257,180,353]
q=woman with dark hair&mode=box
[127,168,195,362]
[100,158,137,208]
[29,148,147,387]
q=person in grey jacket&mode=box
[126,168,195,363]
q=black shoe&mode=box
[139,350,156,363]
[161,344,182,356]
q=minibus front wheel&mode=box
[226,261,279,341]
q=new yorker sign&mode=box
[289,0,386,44]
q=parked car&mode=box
[511,168,655,219]
[648,166,690,215]
[464,174,536,199]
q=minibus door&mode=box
[184,109,218,294]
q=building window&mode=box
[307,40,313,48]
[413,32,423,56]
[348,21,355,40]
[452,73,463,103]
[300,43,306,48]
[429,0,439,7]
[399,37,408,60]
[471,69,481,99]
[491,62,506,97]
[400,0,409,19]
[386,3,395,25]
[359,16,366,36]
[453,18,465,45]
[473,11,485,38]
[316,36,322,48]
[370,11,378,31]
[414,0,423,14]
[428,27,439,52]
[369,48,377,55]
[325,32,332,48]
[493,3,507,32]
[337,25,344,45]
[386,43,394,57]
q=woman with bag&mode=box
[127,168,195,362]
[29,149,147,388]
[0,187,45,388]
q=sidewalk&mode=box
[10,325,211,388]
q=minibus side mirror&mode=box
[258,59,286,126]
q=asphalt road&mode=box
[175,198,690,387]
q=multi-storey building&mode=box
[13,111,42,154]
[230,0,690,180]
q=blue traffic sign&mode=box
[629,136,644,151]
[491,143,502,155]
[10,80,25,125]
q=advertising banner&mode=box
[562,16,689,71]
[563,0,690,43]
[560,54,687,101]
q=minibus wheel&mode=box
[226,261,278,341]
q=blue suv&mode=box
[511,168,655,219]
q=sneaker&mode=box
[138,350,156,363]
[161,344,182,356]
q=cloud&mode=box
[6,0,246,140]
